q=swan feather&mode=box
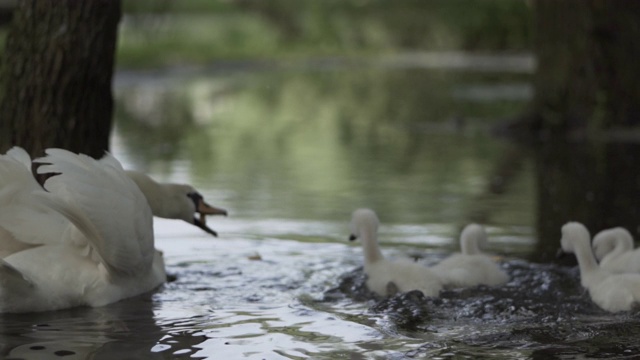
[34,148,154,277]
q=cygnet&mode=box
[431,223,509,288]
[592,227,640,273]
[348,209,442,297]
[561,222,640,312]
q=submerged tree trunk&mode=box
[0,0,121,159]
[531,0,640,137]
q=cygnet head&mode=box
[349,208,379,241]
[460,223,487,253]
[592,227,634,261]
[561,222,591,254]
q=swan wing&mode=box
[0,146,38,189]
[5,147,33,171]
[0,148,70,248]
[0,184,69,246]
[34,149,154,277]
[98,151,125,170]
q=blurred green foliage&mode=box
[115,68,534,226]
[118,0,532,68]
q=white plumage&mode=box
[0,147,226,313]
[431,223,509,288]
[592,227,640,273]
[561,222,640,313]
[0,147,164,313]
[348,209,442,297]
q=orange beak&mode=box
[192,199,227,237]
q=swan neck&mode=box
[360,228,383,265]
[606,242,628,261]
[460,237,481,255]
[613,234,633,254]
[125,171,172,217]
[572,238,599,276]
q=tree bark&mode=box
[534,141,640,263]
[532,0,640,137]
[529,1,640,262]
[0,0,121,159]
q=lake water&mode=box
[3,55,640,359]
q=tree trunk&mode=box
[534,141,640,263]
[529,1,640,262]
[0,0,121,159]
[531,0,640,137]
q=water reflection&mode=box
[338,259,640,359]
[150,235,425,359]
[8,56,638,358]
[0,294,205,359]
[109,62,546,358]
[114,65,535,239]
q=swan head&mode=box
[560,222,591,254]
[592,227,634,261]
[348,208,379,241]
[165,184,228,236]
[125,171,227,236]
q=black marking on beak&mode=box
[194,217,218,237]
[188,192,228,216]
[187,192,227,236]
[349,234,357,241]
[187,192,204,209]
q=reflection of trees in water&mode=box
[114,69,443,168]
[118,66,524,154]
[212,69,470,222]
[0,294,207,359]
[466,144,530,225]
[211,0,531,51]
[115,85,197,164]
[463,138,640,263]
[115,67,532,227]
[115,67,523,161]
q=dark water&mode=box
[3,56,640,359]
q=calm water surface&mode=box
[3,58,639,359]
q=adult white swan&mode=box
[0,147,225,313]
[431,223,509,288]
[560,222,640,312]
[348,208,442,297]
[592,227,640,273]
